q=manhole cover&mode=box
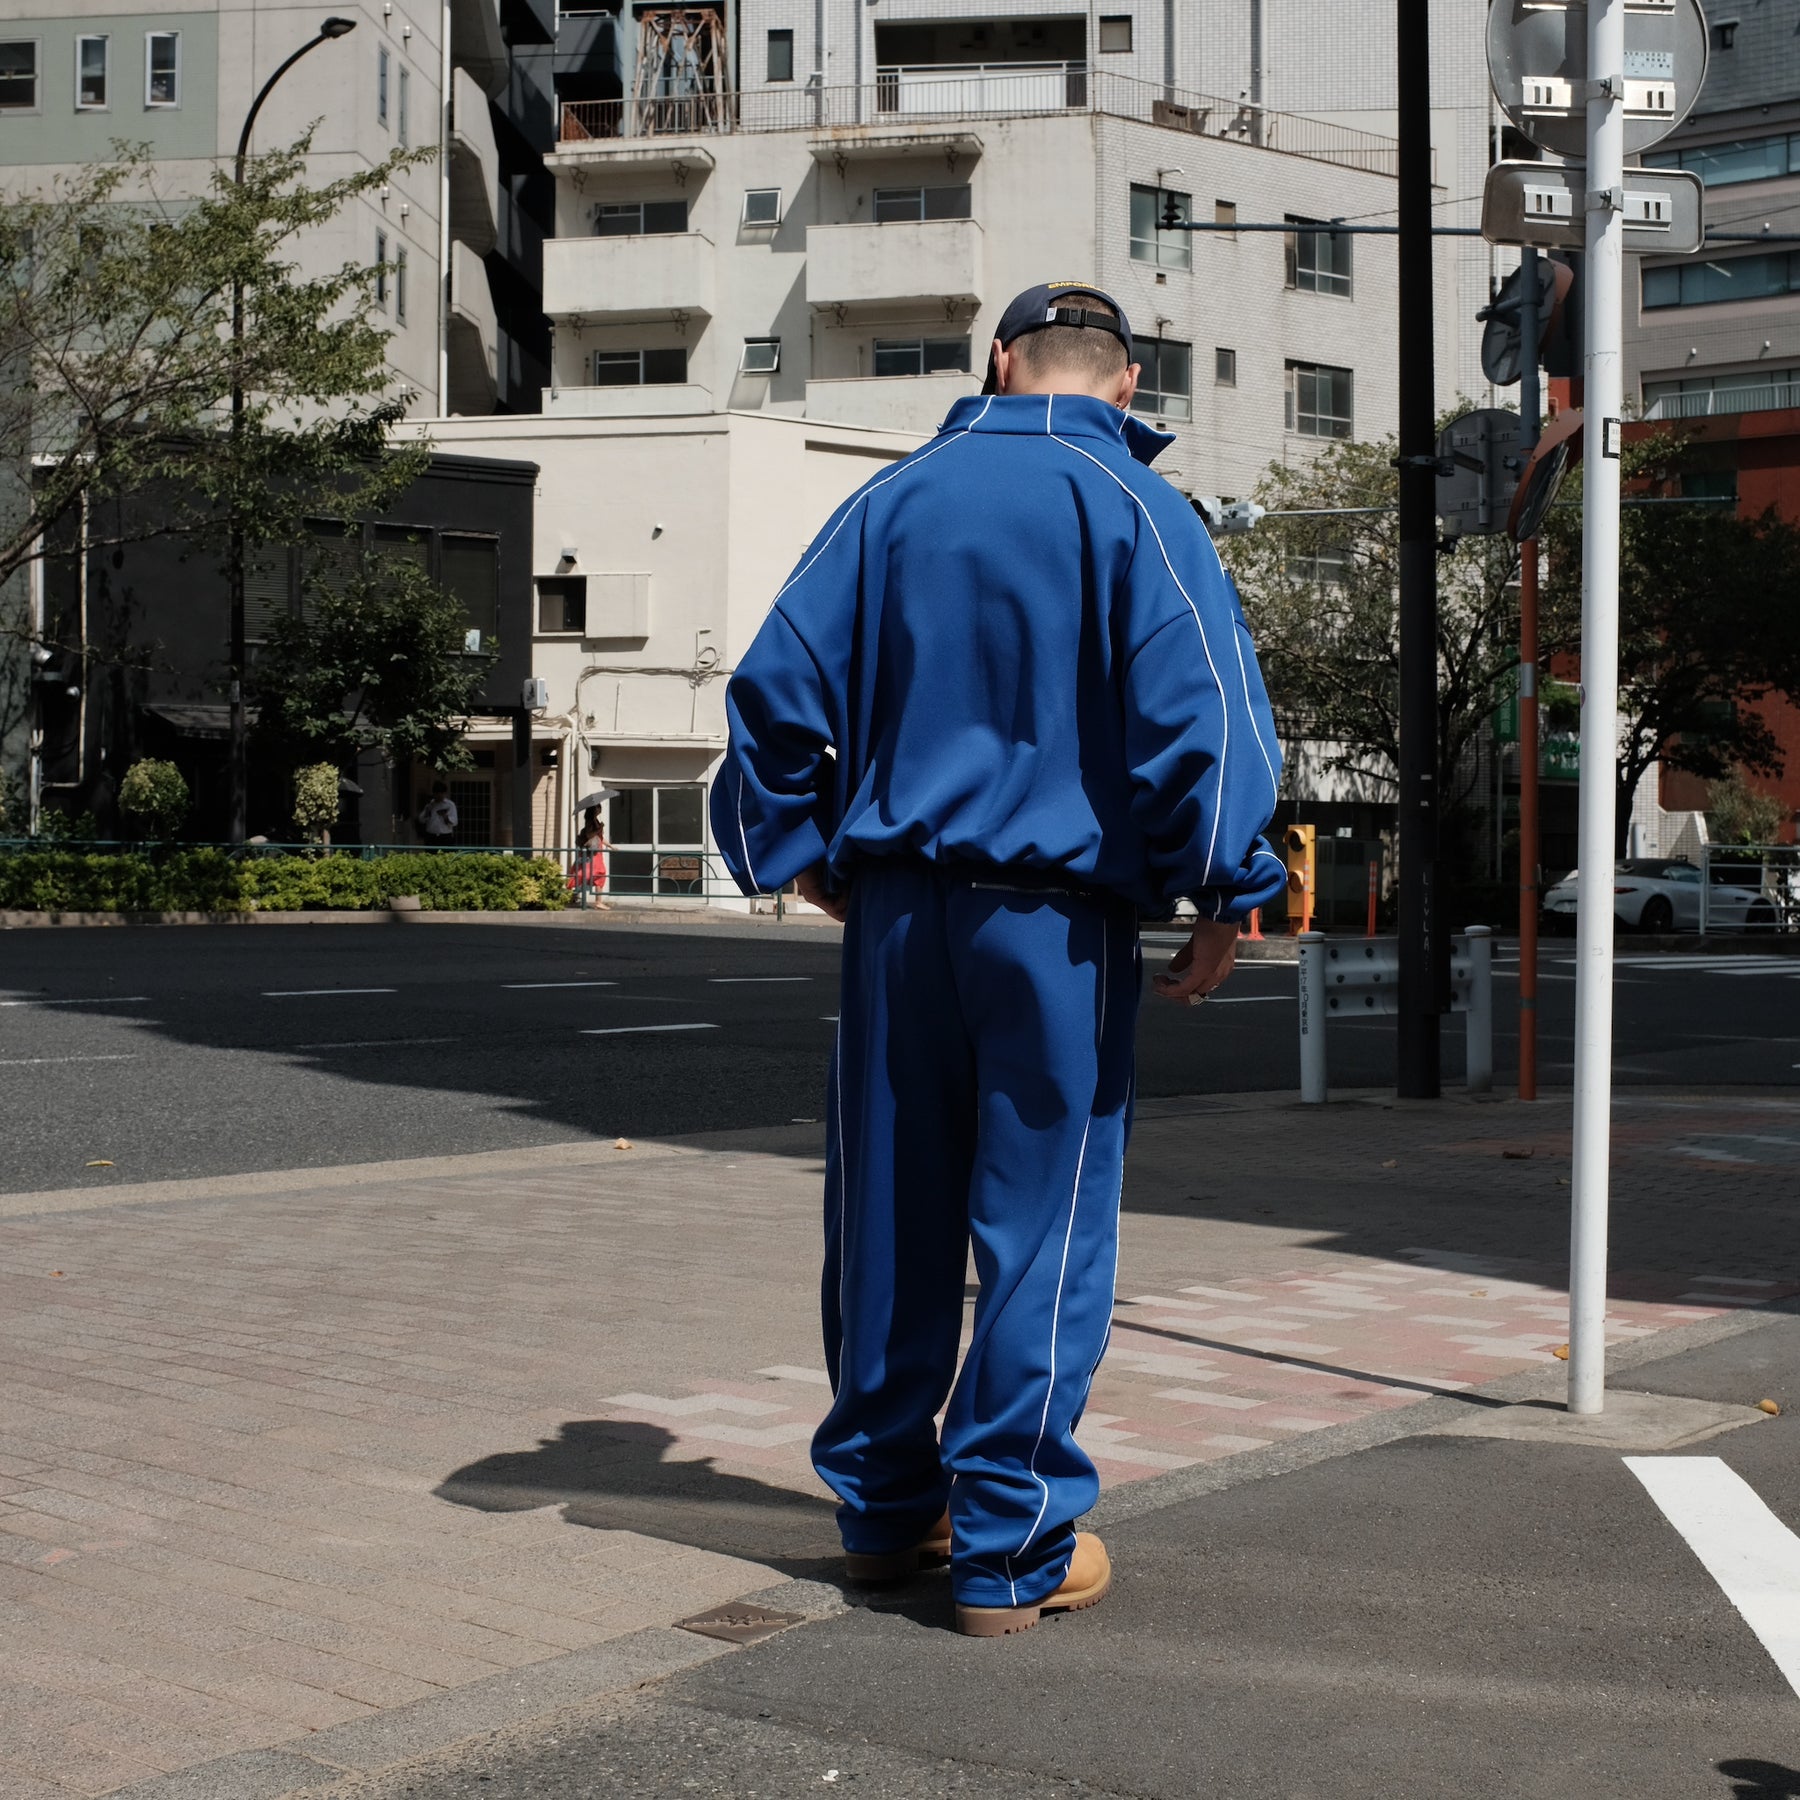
[675,1602,806,1645]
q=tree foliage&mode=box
[117,757,190,839]
[290,761,341,843]
[1539,431,1800,850]
[1217,428,1519,809]
[1705,771,1786,847]
[251,549,494,773]
[0,135,432,617]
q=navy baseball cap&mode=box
[981,281,1134,394]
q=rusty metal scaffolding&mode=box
[632,9,730,136]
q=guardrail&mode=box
[1644,380,1800,421]
[1698,842,1800,936]
[1297,928,1493,1103]
[557,70,1406,178]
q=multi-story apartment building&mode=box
[428,1,1509,875]
[0,0,557,415]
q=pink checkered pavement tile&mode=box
[587,1252,1793,1485]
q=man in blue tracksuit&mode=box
[711,281,1285,1636]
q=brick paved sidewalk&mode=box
[1,1092,1797,1797]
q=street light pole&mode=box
[226,16,358,846]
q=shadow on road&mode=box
[435,1418,844,1579]
[1721,1762,1800,1798]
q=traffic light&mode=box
[1161,190,1181,231]
[1283,823,1316,934]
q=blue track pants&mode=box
[814,860,1140,1608]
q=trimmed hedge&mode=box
[0,850,569,914]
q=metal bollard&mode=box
[1298,930,1328,1103]
[1465,925,1493,1094]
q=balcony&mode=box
[806,371,978,434]
[446,240,498,415]
[806,218,982,314]
[544,383,714,418]
[1644,377,1800,420]
[542,231,716,324]
[449,67,499,256]
[876,61,1085,117]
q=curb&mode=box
[0,905,841,933]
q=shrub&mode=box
[0,849,244,913]
[291,764,342,842]
[1706,772,1785,847]
[117,760,191,840]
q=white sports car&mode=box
[1541,858,1781,934]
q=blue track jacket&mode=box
[711,393,1286,920]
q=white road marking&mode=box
[263,988,397,998]
[290,1037,462,1051]
[0,995,150,1007]
[502,980,618,989]
[579,1023,719,1036]
[0,1053,139,1066]
[707,976,811,984]
[1201,994,1292,1005]
[1625,1455,1800,1699]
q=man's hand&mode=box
[1152,918,1239,1005]
[794,862,848,923]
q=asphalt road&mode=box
[297,1318,1800,1800]
[3,918,1798,1194]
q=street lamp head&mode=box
[320,16,357,37]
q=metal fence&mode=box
[558,70,1406,178]
[1644,379,1800,421]
[1698,843,1800,936]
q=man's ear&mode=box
[1114,362,1141,410]
[991,339,1011,393]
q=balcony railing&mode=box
[1644,379,1800,420]
[556,69,1405,179]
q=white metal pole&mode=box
[1568,0,1625,1416]
[1298,930,1328,1103]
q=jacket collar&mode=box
[938,392,1175,467]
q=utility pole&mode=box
[1568,0,1625,1415]
[1395,0,1441,1099]
[227,16,358,846]
[1516,246,1541,1104]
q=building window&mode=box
[395,246,407,324]
[767,27,794,82]
[145,32,179,106]
[377,46,389,127]
[441,534,499,653]
[1098,14,1134,52]
[0,41,37,111]
[397,65,409,147]
[743,187,782,227]
[1215,346,1237,386]
[76,36,108,110]
[1131,339,1192,421]
[1287,545,1351,588]
[606,786,707,896]
[740,338,781,374]
[1646,132,1798,188]
[873,338,971,377]
[873,185,971,223]
[1642,250,1800,309]
[1129,182,1192,269]
[1286,361,1354,438]
[1286,217,1353,296]
[594,199,688,236]
[1713,18,1739,49]
[375,230,388,307]
[537,576,587,635]
[591,347,688,386]
[1214,198,1237,233]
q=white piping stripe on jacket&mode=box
[732,764,758,895]
[1012,913,1109,1601]
[771,396,994,608]
[1231,612,1281,809]
[1048,433,1231,886]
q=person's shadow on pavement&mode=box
[1720,1761,1800,1798]
[435,1418,847,1580]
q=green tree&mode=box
[1539,433,1800,854]
[1218,428,1520,812]
[1705,770,1786,847]
[0,134,431,630]
[251,549,494,777]
[117,757,189,839]
[290,761,342,845]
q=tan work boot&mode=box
[843,1509,952,1584]
[954,1532,1111,1637]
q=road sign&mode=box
[1486,0,1709,159]
[1436,408,1527,538]
[1478,253,1575,383]
[1482,160,1704,253]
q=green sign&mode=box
[1542,733,1581,782]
